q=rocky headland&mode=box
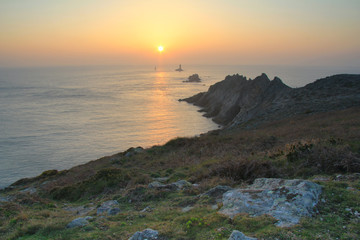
[181,73,360,128]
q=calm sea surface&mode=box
[0,64,358,188]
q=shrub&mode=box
[165,137,195,148]
[286,142,360,175]
[11,170,60,187]
[209,158,279,182]
[39,170,59,178]
[123,186,171,203]
[50,168,131,201]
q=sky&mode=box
[0,0,360,67]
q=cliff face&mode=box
[182,74,360,127]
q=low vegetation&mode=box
[1,107,360,239]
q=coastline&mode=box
[4,72,360,189]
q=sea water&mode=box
[0,64,358,188]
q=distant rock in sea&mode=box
[184,73,201,82]
[181,73,360,128]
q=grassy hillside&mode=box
[1,107,360,239]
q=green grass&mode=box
[1,178,359,239]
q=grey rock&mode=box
[172,180,192,190]
[148,180,192,191]
[108,207,121,215]
[129,228,159,240]
[66,216,93,228]
[228,230,257,240]
[202,185,233,199]
[97,200,120,216]
[152,177,169,183]
[20,187,37,195]
[219,178,322,227]
[312,176,331,182]
[181,206,194,213]
[211,204,219,210]
[335,173,360,181]
[148,181,166,188]
[125,147,144,157]
[140,206,153,213]
[64,205,96,216]
[355,211,360,218]
[109,153,123,163]
[0,195,13,203]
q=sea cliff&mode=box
[181,74,360,128]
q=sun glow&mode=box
[158,46,164,52]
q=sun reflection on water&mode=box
[143,71,176,145]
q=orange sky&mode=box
[0,0,359,67]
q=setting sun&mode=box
[158,46,164,52]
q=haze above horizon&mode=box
[1,0,359,67]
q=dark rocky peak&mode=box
[214,73,272,92]
[254,73,270,82]
[224,74,247,81]
[269,76,291,90]
[250,73,272,90]
[253,73,270,84]
[272,76,284,84]
[208,74,247,92]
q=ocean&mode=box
[0,64,358,188]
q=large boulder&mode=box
[129,228,159,240]
[219,178,322,227]
[66,216,93,228]
[228,230,257,240]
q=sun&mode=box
[158,45,164,52]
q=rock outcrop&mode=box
[181,74,360,127]
[129,228,159,240]
[228,230,257,240]
[219,178,322,227]
[148,180,192,191]
[97,200,120,216]
[66,216,93,228]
